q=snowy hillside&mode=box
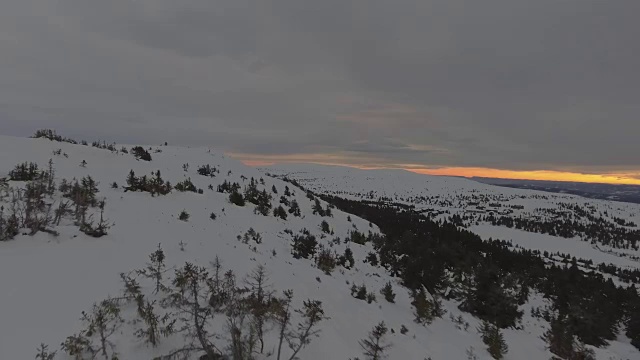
[0,135,638,360]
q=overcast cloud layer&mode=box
[1,0,639,173]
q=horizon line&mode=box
[239,159,640,186]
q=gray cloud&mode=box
[1,0,639,173]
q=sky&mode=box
[1,1,639,184]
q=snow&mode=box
[0,136,636,359]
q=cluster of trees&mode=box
[243,179,273,216]
[287,228,357,276]
[31,129,124,154]
[131,146,152,161]
[312,198,332,217]
[218,180,241,195]
[197,164,219,177]
[50,247,328,360]
[350,283,377,304]
[31,129,78,144]
[60,176,111,237]
[175,178,202,193]
[220,178,301,218]
[2,161,110,241]
[8,162,45,182]
[278,193,300,218]
[482,212,640,250]
[291,229,318,260]
[91,141,117,152]
[124,170,172,196]
[321,195,640,354]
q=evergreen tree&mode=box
[380,282,396,303]
[254,189,272,216]
[320,220,331,234]
[244,265,274,354]
[627,296,640,349]
[80,300,123,360]
[359,322,392,360]
[337,247,355,269]
[136,244,169,294]
[312,198,326,216]
[285,300,328,360]
[288,199,301,217]
[134,298,175,347]
[166,262,220,359]
[411,288,436,325]
[229,190,245,206]
[543,315,576,359]
[35,343,56,360]
[478,321,508,359]
[315,247,336,275]
[291,231,318,259]
[178,210,190,221]
[274,205,288,220]
[131,146,152,161]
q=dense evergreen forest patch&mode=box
[320,195,640,352]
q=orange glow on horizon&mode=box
[408,167,640,185]
[234,155,640,186]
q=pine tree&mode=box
[315,247,336,275]
[312,198,325,216]
[288,199,301,217]
[61,333,93,360]
[166,262,220,359]
[411,289,435,325]
[478,321,508,359]
[274,205,288,220]
[46,159,56,196]
[359,322,392,360]
[380,282,396,303]
[136,244,169,294]
[254,189,272,216]
[80,300,123,360]
[244,265,274,354]
[285,299,328,360]
[626,294,640,350]
[229,190,245,206]
[178,209,190,221]
[320,220,331,234]
[35,343,56,360]
[126,170,138,190]
[134,298,175,347]
[337,247,355,269]
[80,199,111,238]
[291,231,317,259]
[543,315,575,359]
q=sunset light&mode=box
[238,155,640,186]
[407,167,640,186]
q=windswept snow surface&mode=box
[0,137,637,359]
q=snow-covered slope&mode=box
[0,136,637,360]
